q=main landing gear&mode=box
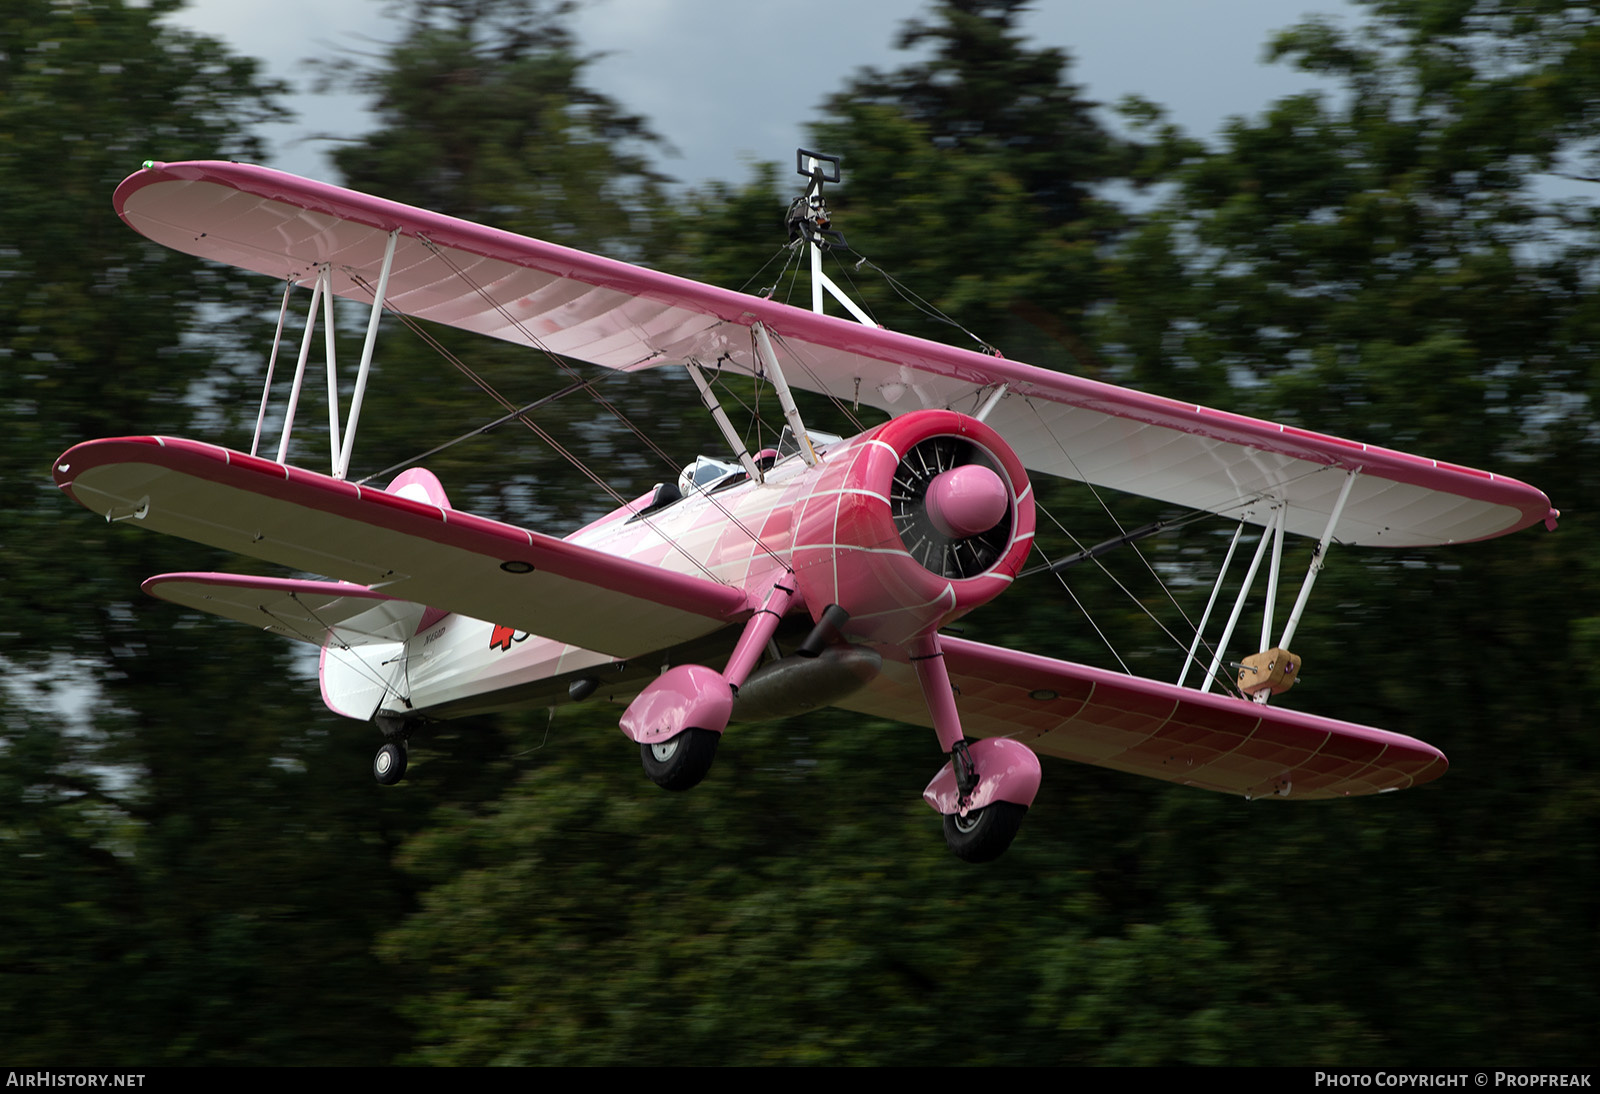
[639,727,720,791]
[913,636,1042,863]
[620,579,800,795]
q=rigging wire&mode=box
[509,707,558,758]
[256,593,410,702]
[347,266,730,585]
[776,242,807,309]
[851,253,1000,355]
[1030,497,1247,698]
[355,376,597,486]
[765,329,869,436]
[1031,541,1132,677]
[367,242,790,576]
[1021,397,1207,640]
[737,241,803,298]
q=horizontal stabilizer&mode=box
[837,637,1447,800]
[143,572,426,648]
[58,436,752,658]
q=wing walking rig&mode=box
[54,152,1557,862]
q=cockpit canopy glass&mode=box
[677,455,743,496]
[774,426,842,462]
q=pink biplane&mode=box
[54,153,1557,861]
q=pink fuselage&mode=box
[321,409,1035,724]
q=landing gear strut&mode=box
[914,635,1041,863]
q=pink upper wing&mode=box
[836,637,1446,800]
[114,161,1554,548]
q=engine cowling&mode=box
[788,409,1034,644]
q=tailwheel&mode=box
[373,741,408,786]
[942,801,1027,863]
[640,728,719,791]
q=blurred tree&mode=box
[1091,0,1600,1064]
[802,0,1142,370]
[326,0,665,254]
[315,0,718,527]
[0,0,428,1064]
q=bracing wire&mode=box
[1031,541,1132,676]
[1028,497,1245,698]
[1021,397,1209,641]
[258,593,409,702]
[347,265,730,584]
[738,242,803,298]
[365,241,790,576]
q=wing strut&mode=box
[321,264,341,469]
[257,231,400,478]
[752,322,817,466]
[686,361,763,483]
[251,280,293,459]
[336,228,399,480]
[276,265,327,464]
[1200,506,1283,694]
[1185,471,1359,701]
[1277,470,1358,654]
[1177,521,1246,688]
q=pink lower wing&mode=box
[840,637,1446,800]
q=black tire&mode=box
[373,741,407,786]
[942,801,1027,863]
[640,728,719,791]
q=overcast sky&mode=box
[168,0,1357,186]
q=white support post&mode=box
[973,384,1008,423]
[687,362,763,483]
[1178,522,1245,688]
[320,266,341,474]
[251,280,293,458]
[276,270,325,464]
[1201,507,1282,694]
[752,322,817,466]
[810,234,825,315]
[336,230,399,480]
[1278,470,1359,651]
[816,268,876,326]
[1260,507,1287,652]
[794,151,875,327]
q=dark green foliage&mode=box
[1090,0,1600,1064]
[318,0,721,527]
[0,0,420,1064]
